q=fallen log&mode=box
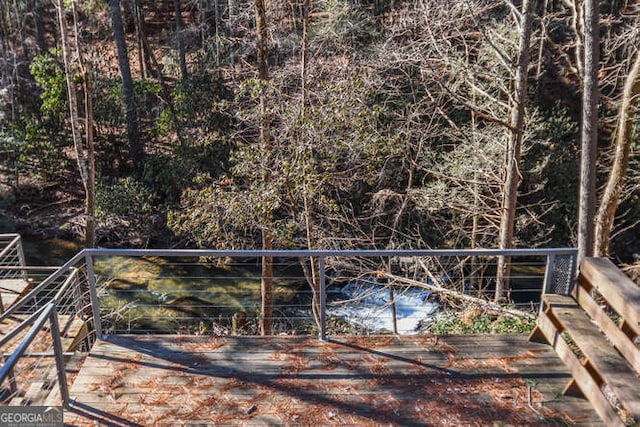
[377,271,535,320]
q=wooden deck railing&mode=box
[530,257,640,427]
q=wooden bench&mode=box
[530,257,640,427]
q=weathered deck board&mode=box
[62,334,601,426]
[0,278,31,309]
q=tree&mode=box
[298,0,322,329]
[55,0,96,247]
[109,0,142,170]
[594,50,640,256]
[72,0,96,247]
[577,0,599,263]
[133,0,152,79]
[254,0,273,335]
[174,0,188,81]
[495,0,535,302]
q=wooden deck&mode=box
[0,278,31,310]
[62,334,602,426]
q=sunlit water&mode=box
[328,281,440,334]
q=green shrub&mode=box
[96,177,157,220]
[425,307,536,334]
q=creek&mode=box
[20,236,440,334]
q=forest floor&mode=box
[0,171,85,239]
[0,170,170,248]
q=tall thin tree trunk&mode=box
[174,0,188,81]
[109,0,142,170]
[133,0,145,79]
[470,94,479,294]
[495,0,535,302]
[568,0,584,81]
[301,0,310,116]
[57,0,95,246]
[135,0,153,77]
[214,0,221,68]
[297,0,323,330]
[577,0,599,263]
[594,51,640,256]
[56,0,87,187]
[84,65,96,248]
[72,0,96,248]
[228,0,235,81]
[255,0,273,336]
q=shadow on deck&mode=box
[63,334,600,426]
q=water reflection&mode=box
[93,256,303,334]
[21,235,83,266]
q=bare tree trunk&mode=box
[56,0,88,187]
[297,0,323,331]
[567,0,584,81]
[109,0,142,170]
[84,65,96,248]
[577,0,599,263]
[228,0,235,81]
[255,0,273,335]
[135,0,153,77]
[174,0,188,81]
[213,0,220,68]
[594,50,640,256]
[133,0,145,79]
[495,0,535,302]
[535,0,547,79]
[57,0,95,247]
[301,0,310,116]
[72,1,96,248]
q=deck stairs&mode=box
[1,314,89,406]
[530,257,640,426]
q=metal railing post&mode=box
[319,256,327,341]
[0,303,54,383]
[49,307,70,407]
[85,253,103,339]
[542,254,555,295]
[541,254,556,315]
[570,251,579,293]
[16,236,28,281]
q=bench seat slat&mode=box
[543,294,640,421]
[580,257,640,335]
[532,309,624,427]
[572,283,640,375]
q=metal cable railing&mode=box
[0,303,69,406]
[1,246,577,408]
[0,253,93,406]
[0,234,28,312]
[0,234,27,280]
[84,248,577,339]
